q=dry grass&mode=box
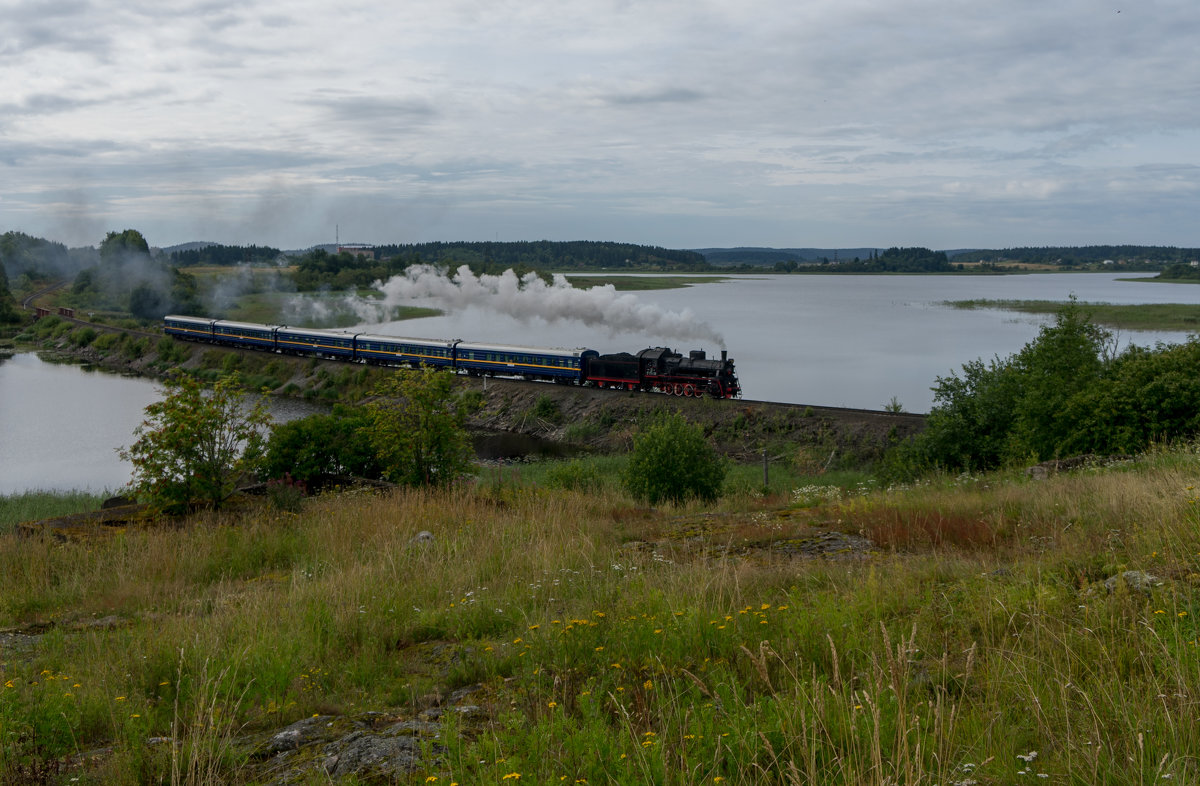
[3,452,1200,782]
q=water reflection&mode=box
[0,353,325,496]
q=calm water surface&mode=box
[366,272,1200,412]
[3,273,1198,494]
[0,353,161,495]
[0,354,322,496]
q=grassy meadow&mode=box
[4,449,1200,784]
[947,298,1200,333]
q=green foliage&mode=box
[1060,339,1200,455]
[119,372,271,513]
[953,244,1198,269]
[99,229,150,261]
[0,667,82,775]
[0,231,79,282]
[123,336,150,359]
[0,258,18,324]
[367,367,480,487]
[794,246,950,273]
[623,411,725,504]
[543,459,606,492]
[0,491,105,535]
[1157,262,1200,280]
[372,240,710,272]
[531,394,561,423]
[69,326,97,347]
[262,406,384,483]
[91,331,125,352]
[894,302,1200,478]
[905,304,1105,473]
[169,243,283,267]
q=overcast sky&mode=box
[3,0,1198,251]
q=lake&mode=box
[363,272,1200,412]
[2,273,1197,494]
[0,354,322,496]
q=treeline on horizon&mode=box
[6,227,1200,323]
[711,244,1200,271]
[948,245,1200,267]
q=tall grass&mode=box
[2,451,1200,782]
[0,490,106,535]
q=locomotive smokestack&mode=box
[721,350,727,362]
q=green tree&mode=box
[366,367,478,487]
[1005,302,1108,457]
[99,229,150,262]
[0,258,18,323]
[624,411,725,505]
[129,283,169,320]
[1060,339,1200,455]
[263,405,383,483]
[120,373,271,513]
[885,302,1200,480]
[907,304,1106,473]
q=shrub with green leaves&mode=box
[623,411,725,504]
[119,372,271,513]
[892,302,1200,478]
[543,459,605,492]
[263,405,383,483]
[367,367,480,487]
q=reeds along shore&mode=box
[3,449,1200,783]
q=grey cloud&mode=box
[603,87,706,106]
[304,94,438,123]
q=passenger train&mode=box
[164,315,741,399]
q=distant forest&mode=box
[371,240,709,271]
[168,244,284,267]
[794,247,951,273]
[949,246,1200,268]
[290,241,710,291]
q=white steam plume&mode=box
[367,265,725,348]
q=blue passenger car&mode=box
[354,333,457,367]
[453,340,596,383]
[212,320,279,349]
[276,326,357,358]
[164,315,216,341]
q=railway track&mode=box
[20,280,160,341]
[737,398,927,422]
[17,282,926,421]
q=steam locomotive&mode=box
[163,315,741,399]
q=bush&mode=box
[123,337,149,359]
[623,411,725,505]
[367,367,481,487]
[119,372,270,513]
[91,331,124,352]
[890,302,1200,479]
[156,336,190,365]
[531,394,561,423]
[262,406,383,483]
[70,326,97,347]
[544,459,605,492]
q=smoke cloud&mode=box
[360,265,726,348]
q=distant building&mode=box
[338,245,375,259]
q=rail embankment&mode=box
[15,316,924,465]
